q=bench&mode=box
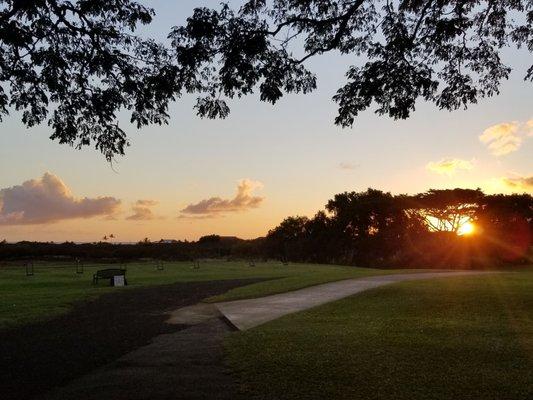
[93,268,127,286]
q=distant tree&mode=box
[326,189,413,263]
[303,211,337,263]
[139,237,151,245]
[266,216,309,259]
[406,189,484,233]
[477,193,533,230]
[2,1,532,159]
[476,193,533,261]
[198,234,222,245]
[268,216,309,240]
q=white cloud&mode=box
[426,158,474,176]
[0,173,121,225]
[526,119,533,136]
[339,162,359,170]
[479,119,532,156]
[180,179,264,218]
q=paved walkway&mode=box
[40,319,240,400]
[216,271,496,330]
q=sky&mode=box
[0,1,532,243]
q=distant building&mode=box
[159,239,178,244]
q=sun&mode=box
[457,222,475,236]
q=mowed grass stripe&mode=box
[225,270,533,400]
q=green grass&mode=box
[207,264,419,302]
[226,269,533,400]
[0,260,405,329]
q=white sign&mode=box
[113,275,125,287]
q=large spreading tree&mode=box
[1,0,532,159]
[265,188,533,266]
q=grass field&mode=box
[226,269,533,400]
[0,260,409,328]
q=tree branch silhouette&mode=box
[0,0,532,159]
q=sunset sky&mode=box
[0,0,532,243]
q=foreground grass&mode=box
[0,261,404,328]
[226,269,533,400]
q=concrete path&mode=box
[216,271,496,330]
[39,319,240,400]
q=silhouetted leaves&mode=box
[0,0,175,160]
[170,0,531,128]
[1,1,532,158]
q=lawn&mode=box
[0,260,407,328]
[225,269,533,400]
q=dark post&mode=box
[76,259,84,274]
[25,261,34,276]
[193,259,200,270]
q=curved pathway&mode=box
[216,271,497,330]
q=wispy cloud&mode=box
[339,162,359,170]
[179,179,264,218]
[500,175,533,193]
[176,214,220,220]
[426,158,474,176]
[0,172,121,225]
[479,119,532,156]
[526,119,533,136]
[126,200,161,221]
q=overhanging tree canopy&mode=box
[1,0,532,159]
[0,0,176,160]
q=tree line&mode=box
[264,188,532,268]
[0,236,260,263]
[1,188,531,269]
